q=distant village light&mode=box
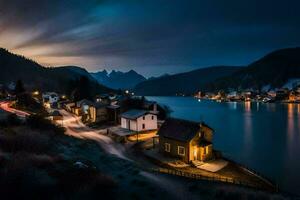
[33,91,39,95]
[125,90,129,94]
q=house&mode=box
[64,102,75,112]
[42,92,59,108]
[76,99,94,115]
[95,94,111,104]
[143,100,159,114]
[227,91,241,101]
[275,88,289,100]
[49,110,63,121]
[289,91,300,102]
[267,90,277,98]
[158,118,214,163]
[121,109,157,132]
[88,102,108,123]
[107,105,121,123]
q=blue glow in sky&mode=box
[0,0,299,77]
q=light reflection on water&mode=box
[147,96,300,195]
[244,101,252,154]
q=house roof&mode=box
[92,102,107,109]
[121,109,149,120]
[107,105,120,109]
[50,110,62,117]
[158,118,214,142]
[199,140,212,147]
[158,118,201,142]
[77,99,94,106]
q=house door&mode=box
[193,147,198,160]
[127,120,130,130]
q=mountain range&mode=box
[0,48,112,94]
[1,47,300,96]
[208,47,300,91]
[90,70,146,90]
[133,66,242,96]
[133,47,300,95]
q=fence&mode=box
[222,157,277,190]
[149,167,277,192]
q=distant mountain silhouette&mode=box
[133,66,242,96]
[91,69,146,89]
[208,47,300,91]
[0,48,112,94]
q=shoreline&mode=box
[135,141,277,193]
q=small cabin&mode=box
[158,118,214,163]
[42,92,59,108]
[121,109,157,132]
[49,110,63,121]
[89,103,108,123]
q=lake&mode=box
[147,96,300,195]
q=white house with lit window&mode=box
[42,92,59,108]
[120,109,157,132]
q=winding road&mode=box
[59,109,199,199]
[0,101,29,118]
[58,109,129,161]
[0,103,204,199]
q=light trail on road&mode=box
[0,101,30,118]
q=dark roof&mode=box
[121,109,149,120]
[143,100,156,107]
[158,118,201,142]
[158,118,214,142]
[50,110,62,117]
[107,105,120,109]
[77,99,94,106]
[201,122,214,132]
[199,140,212,147]
[91,102,107,109]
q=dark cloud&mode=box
[0,0,300,76]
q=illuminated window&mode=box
[165,143,170,152]
[178,146,185,156]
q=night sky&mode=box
[0,0,300,77]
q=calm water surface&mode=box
[147,96,300,195]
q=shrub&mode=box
[6,114,22,126]
[0,131,50,153]
[0,114,22,127]
[57,165,116,196]
[26,115,65,135]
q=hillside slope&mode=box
[133,66,242,96]
[209,47,300,91]
[0,48,112,94]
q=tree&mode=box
[70,76,93,101]
[15,79,25,95]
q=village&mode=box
[194,84,300,103]
[0,81,278,193]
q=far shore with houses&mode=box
[194,84,300,103]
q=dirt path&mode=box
[59,109,130,161]
[59,109,207,200]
